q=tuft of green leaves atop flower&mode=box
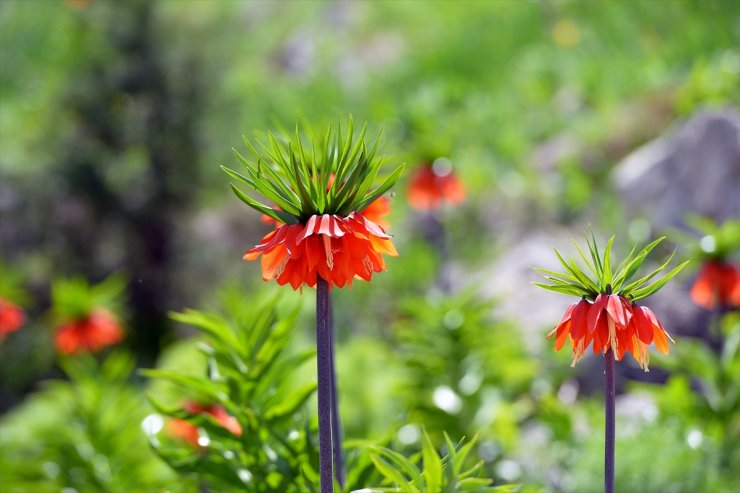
[364,431,516,493]
[0,261,29,306]
[533,233,689,301]
[675,215,740,261]
[221,116,405,225]
[51,274,126,321]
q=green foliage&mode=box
[674,216,740,262]
[0,261,29,305]
[392,290,536,459]
[51,274,127,321]
[643,311,740,469]
[144,293,320,492]
[0,352,183,492]
[223,117,405,223]
[534,233,688,301]
[564,420,736,493]
[364,431,516,493]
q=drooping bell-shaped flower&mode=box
[0,297,25,341]
[690,260,740,309]
[223,118,403,290]
[406,160,465,211]
[50,275,126,355]
[537,234,687,371]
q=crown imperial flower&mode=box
[690,260,740,309]
[169,401,243,447]
[536,234,687,371]
[223,118,403,289]
[0,297,25,340]
[55,308,124,355]
[406,161,465,211]
[679,217,740,309]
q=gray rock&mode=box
[613,108,740,230]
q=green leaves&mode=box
[223,116,404,223]
[144,293,318,492]
[364,431,516,493]
[534,233,688,302]
[51,273,127,321]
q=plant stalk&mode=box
[328,294,345,488]
[316,277,334,493]
[604,348,616,493]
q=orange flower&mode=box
[55,308,123,355]
[690,261,740,309]
[244,212,398,289]
[169,401,243,447]
[262,198,391,230]
[0,298,25,340]
[407,162,466,211]
[360,197,391,229]
[548,294,673,371]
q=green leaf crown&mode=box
[534,233,688,302]
[222,117,405,225]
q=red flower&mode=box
[261,197,391,230]
[0,298,25,341]
[690,261,740,309]
[358,196,391,229]
[407,162,466,211]
[55,308,124,355]
[245,212,398,290]
[548,294,673,371]
[169,401,243,447]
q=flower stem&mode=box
[316,277,334,493]
[328,294,345,488]
[604,348,616,493]
[422,211,451,293]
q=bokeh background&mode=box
[1,0,738,492]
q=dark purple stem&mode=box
[422,211,450,293]
[604,348,616,493]
[316,277,333,493]
[328,294,345,488]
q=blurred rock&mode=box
[613,107,740,229]
[475,230,576,351]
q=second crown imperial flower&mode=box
[535,234,687,371]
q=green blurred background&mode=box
[1,0,739,492]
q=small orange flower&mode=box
[55,308,123,355]
[407,162,466,211]
[548,295,673,371]
[169,401,243,447]
[0,298,25,340]
[690,260,740,309]
[245,212,398,290]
